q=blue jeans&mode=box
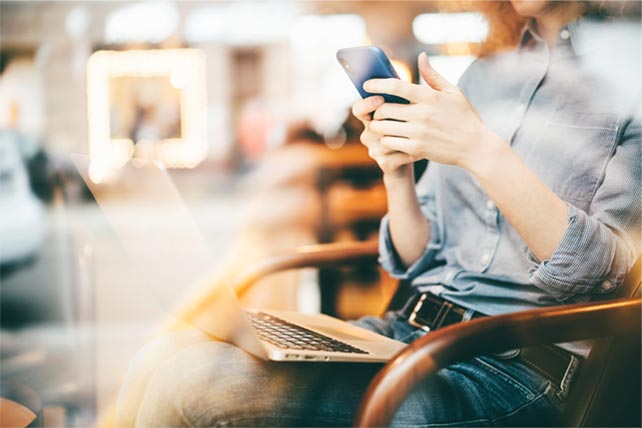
[116,312,564,427]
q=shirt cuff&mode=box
[527,204,625,302]
[378,214,442,280]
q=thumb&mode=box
[418,52,452,91]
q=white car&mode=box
[0,130,44,265]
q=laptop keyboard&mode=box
[245,311,369,354]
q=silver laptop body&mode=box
[246,309,406,362]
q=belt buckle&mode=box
[408,294,432,332]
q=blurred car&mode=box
[0,130,44,266]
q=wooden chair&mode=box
[228,240,641,427]
[0,381,42,427]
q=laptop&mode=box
[73,155,406,362]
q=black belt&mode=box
[400,292,580,390]
[400,292,483,331]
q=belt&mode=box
[400,292,580,390]
[400,292,482,331]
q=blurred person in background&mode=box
[115,1,640,426]
[0,53,45,272]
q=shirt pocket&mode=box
[527,110,621,204]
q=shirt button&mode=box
[444,270,455,281]
[601,280,615,291]
[560,29,570,40]
[480,252,491,264]
[486,200,495,210]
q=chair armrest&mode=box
[231,240,379,297]
[355,297,642,427]
[94,242,380,428]
[158,240,380,335]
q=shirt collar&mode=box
[518,17,585,57]
[517,19,543,49]
[517,16,624,57]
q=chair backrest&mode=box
[562,257,641,427]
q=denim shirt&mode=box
[379,17,641,348]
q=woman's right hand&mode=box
[352,96,416,182]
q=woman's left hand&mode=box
[365,52,500,171]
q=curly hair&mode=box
[468,0,641,56]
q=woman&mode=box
[116,1,640,426]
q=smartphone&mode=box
[336,46,410,104]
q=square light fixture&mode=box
[87,49,207,183]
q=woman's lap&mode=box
[117,329,380,427]
[116,314,561,427]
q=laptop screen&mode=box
[72,154,266,358]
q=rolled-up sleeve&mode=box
[528,120,641,301]
[379,165,444,280]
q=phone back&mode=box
[337,46,409,104]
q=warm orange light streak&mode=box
[391,59,412,82]
[444,43,473,56]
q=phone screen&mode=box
[337,46,410,104]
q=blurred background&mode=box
[0,1,491,426]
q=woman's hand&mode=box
[351,95,417,182]
[352,94,431,269]
[364,52,502,173]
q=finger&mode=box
[379,151,416,172]
[373,102,424,121]
[370,119,420,139]
[363,79,429,104]
[367,145,397,159]
[352,96,385,122]
[359,129,381,148]
[418,52,454,92]
[379,136,421,154]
